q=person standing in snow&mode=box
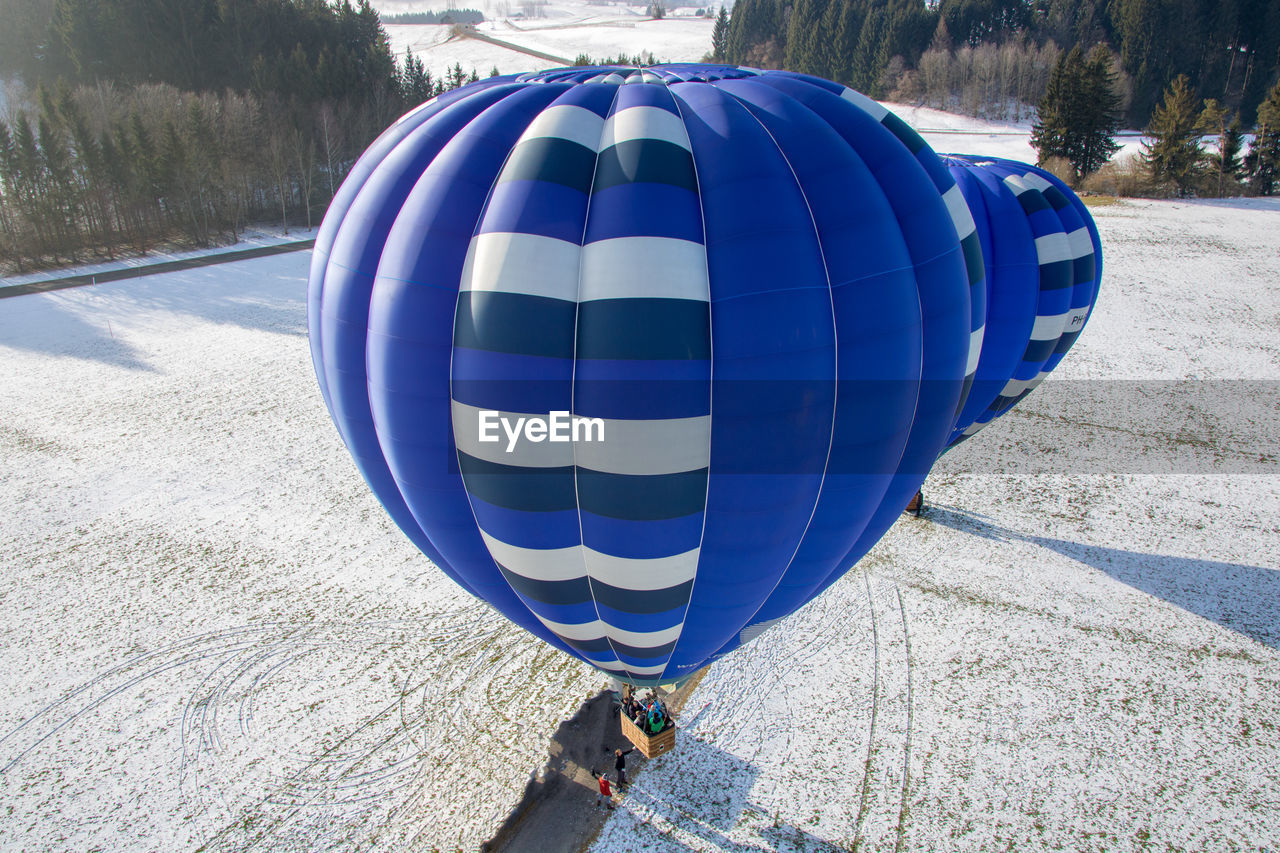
[593,769,614,808]
[614,747,634,787]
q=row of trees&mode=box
[1141,76,1280,197]
[3,0,396,102]
[902,36,1066,122]
[0,0,492,272]
[709,0,1280,128]
[1030,44,1280,197]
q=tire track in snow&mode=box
[851,568,881,851]
[893,584,915,853]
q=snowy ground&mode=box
[3,115,1279,850]
[379,0,715,80]
[896,102,1151,167]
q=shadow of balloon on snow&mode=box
[592,730,847,852]
[0,256,307,370]
[925,504,1280,649]
[0,291,159,371]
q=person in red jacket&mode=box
[593,769,614,808]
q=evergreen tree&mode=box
[850,6,889,95]
[712,5,729,62]
[785,0,827,76]
[1198,98,1241,195]
[1078,46,1123,179]
[1245,78,1280,196]
[1220,117,1244,182]
[830,0,867,85]
[1030,45,1120,182]
[1143,74,1204,196]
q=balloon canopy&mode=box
[941,155,1103,446]
[308,64,1095,686]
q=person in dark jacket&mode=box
[614,747,634,786]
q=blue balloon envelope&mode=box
[941,155,1102,446]
[309,64,982,685]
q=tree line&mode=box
[0,0,489,273]
[1030,44,1280,197]
[710,0,1280,128]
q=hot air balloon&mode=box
[309,64,985,688]
[941,155,1102,446]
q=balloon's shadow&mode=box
[926,504,1280,648]
[617,732,845,851]
[0,261,306,370]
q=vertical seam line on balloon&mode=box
[656,81,714,686]
[821,86,926,588]
[749,75,922,603]
[571,81,628,681]
[712,78,841,647]
[447,84,581,658]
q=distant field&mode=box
[380,0,714,81]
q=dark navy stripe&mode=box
[1022,337,1058,363]
[577,468,709,521]
[1016,190,1052,215]
[497,565,593,606]
[1042,185,1071,210]
[576,299,711,361]
[592,139,697,193]
[457,451,577,512]
[499,136,596,193]
[1072,255,1096,285]
[560,634,615,654]
[610,637,678,659]
[986,394,1019,415]
[1053,330,1083,354]
[574,645,626,664]
[592,578,694,615]
[454,291,576,359]
[1039,259,1074,290]
[594,600,686,634]
[518,598,601,626]
[615,650,673,669]
[955,373,974,416]
[960,231,985,285]
[882,113,926,153]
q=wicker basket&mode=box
[621,711,676,758]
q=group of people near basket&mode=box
[591,690,674,808]
[623,692,671,735]
[592,747,634,808]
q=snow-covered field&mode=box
[896,102,1151,167]
[3,105,1280,850]
[379,0,715,79]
